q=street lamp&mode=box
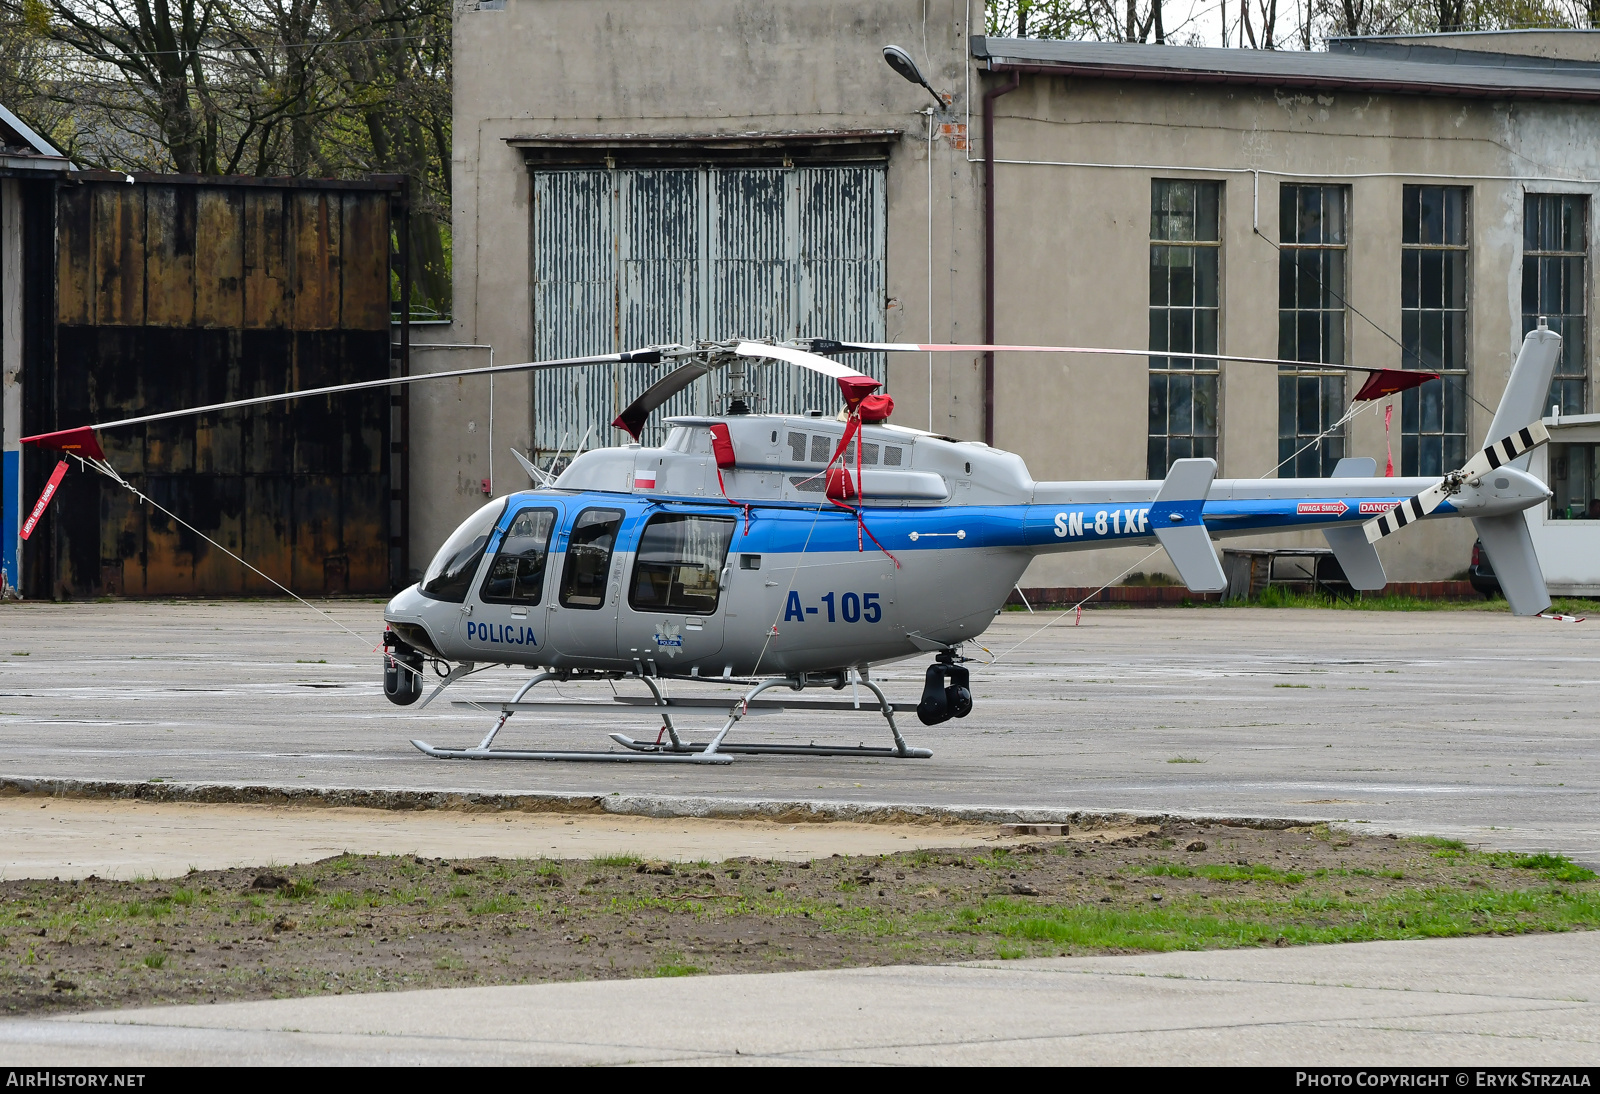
[882,45,946,108]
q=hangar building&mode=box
[435,3,1600,590]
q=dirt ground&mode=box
[3,820,1595,1016]
[0,797,1026,881]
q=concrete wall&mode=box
[449,4,1600,589]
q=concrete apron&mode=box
[5,932,1596,1065]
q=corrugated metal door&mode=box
[531,164,885,453]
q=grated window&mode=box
[788,475,826,493]
[860,443,879,465]
[787,432,807,461]
[810,435,831,462]
[883,446,903,466]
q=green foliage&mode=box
[0,0,453,315]
[142,952,166,969]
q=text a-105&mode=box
[783,591,883,623]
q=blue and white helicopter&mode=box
[24,328,1561,764]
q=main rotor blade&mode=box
[613,360,717,439]
[21,348,666,447]
[809,340,1433,378]
[1363,422,1550,543]
[734,342,881,405]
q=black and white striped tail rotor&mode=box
[1363,422,1550,543]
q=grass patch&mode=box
[651,963,705,978]
[589,854,641,869]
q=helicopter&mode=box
[21,327,1562,765]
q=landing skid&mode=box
[408,669,930,764]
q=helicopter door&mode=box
[459,504,559,661]
[545,506,629,667]
[618,512,737,673]
[762,544,897,670]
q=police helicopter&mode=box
[21,326,1562,765]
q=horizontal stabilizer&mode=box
[1152,458,1226,593]
[1473,514,1551,617]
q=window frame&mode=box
[1400,184,1472,478]
[1277,183,1351,478]
[479,506,559,606]
[1522,192,1590,416]
[557,507,626,611]
[1147,178,1223,479]
[626,512,737,616]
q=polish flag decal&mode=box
[634,475,656,490]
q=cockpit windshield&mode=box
[420,498,507,602]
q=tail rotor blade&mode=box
[1364,484,1447,543]
[1362,421,1551,543]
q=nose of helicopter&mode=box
[383,583,450,659]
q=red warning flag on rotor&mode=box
[1353,369,1440,402]
[19,460,69,542]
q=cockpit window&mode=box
[629,514,735,615]
[419,498,506,603]
[558,508,624,609]
[481,507,557,604]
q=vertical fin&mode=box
[1473,514,1551,617]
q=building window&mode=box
[1523,193,1588,416]
[1148,179,1221,479]
[1548,442,1599,520]
[1401,185,1470,477]
[1278,184,1348,477]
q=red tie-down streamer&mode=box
[821,389,900,566]
[707,422,754,535]
[19,460,70,541]
[1352,369,1436,479]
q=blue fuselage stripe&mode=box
[502,494,1428,555]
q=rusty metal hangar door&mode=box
[528,160,887,454]
[27,175,398,599]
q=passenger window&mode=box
[629,514,736,615]
[480,508,556,604]
[558,508,624,609]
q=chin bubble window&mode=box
[481,507,557,603]
[420,498,507,603]
[629,513,735,615]
[558,508,625,609]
